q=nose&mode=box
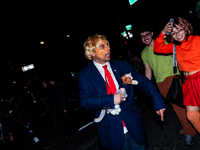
[144,35,148,40]
[176,32,181,36]
[107,45,110,51]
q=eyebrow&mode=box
[99,44,106,47]
[172,28,182,32]
[141,32,150,36]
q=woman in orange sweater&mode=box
[154,17,200,133]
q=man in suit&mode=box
[78,34,166,150]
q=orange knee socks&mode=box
[187,111,200,133]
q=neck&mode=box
[93,60,108,66]
[147,39,154,48]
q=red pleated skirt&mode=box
[182,71,200,106]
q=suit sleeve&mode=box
[124,61,166,111]
[154,32,174,54]
[78,71,115,111]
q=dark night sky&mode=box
[0,0,198,82]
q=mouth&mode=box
[177,36,183,41]
[144,38,150,43]
[106,53,111,58]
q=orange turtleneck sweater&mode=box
[154,32,200,72]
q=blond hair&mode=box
[84,34,109,60]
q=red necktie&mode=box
[103,65,126,128]
[102,65,116,95]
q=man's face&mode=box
[140,31,153,46]
[92,39,111,64]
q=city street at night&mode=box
[19,93,200,150]
[1,0,200,150]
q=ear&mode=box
[151,32,153,37]
[91,51,95,56]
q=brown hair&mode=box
[166,17,193,44]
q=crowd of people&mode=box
[0,76,77,149]
[78,16,200,150]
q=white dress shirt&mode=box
[93,61,119,90]
[93,61,128,134]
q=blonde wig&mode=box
[84,34,110,60]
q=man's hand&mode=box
[63,109,67,113]
[114,93,125,105]
[156,108,165,121]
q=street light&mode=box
[121,31,133,39]
[22,64,37,90]
[40,41,44,45]
[22,64,35,72]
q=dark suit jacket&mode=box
[78,60,166,150]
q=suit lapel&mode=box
[88,61,127,94]
[110,61,130,97]
[89,62,107,92]
[110,61,123,88]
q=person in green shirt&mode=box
[139,25,196,146]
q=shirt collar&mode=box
[93,61,110,70]
[180,36,186,43]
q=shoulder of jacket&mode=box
[78,62,93,73]
[110,60,127,65]
[189,35,200,40]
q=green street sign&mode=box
[125,24,132,31]
[121,31,127,37]
[129,0,137,5]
